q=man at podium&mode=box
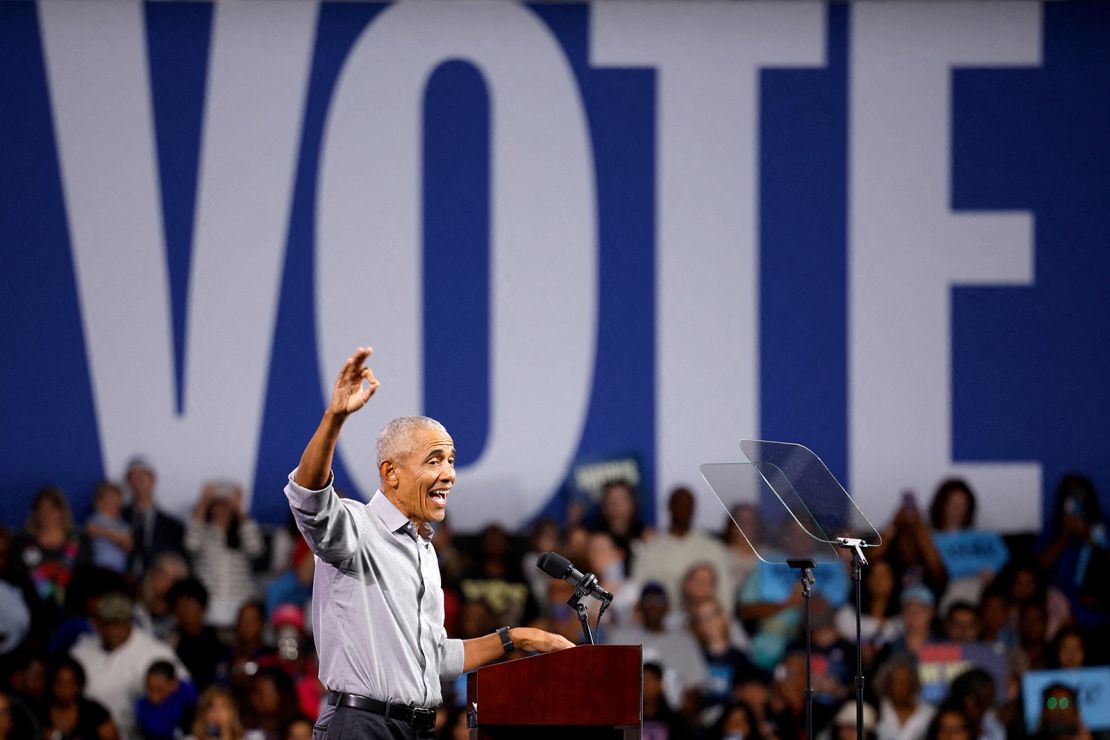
[285,347,574,739]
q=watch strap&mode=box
[497,625,513,654]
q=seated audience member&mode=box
[709,699,764,740]
[241,666,301,740]
[85,481,133,574]
[720,503,761,602]
[688,598,759,711]
[1048,626,1087,670]
[459,524,536,628]
[585,530,640,626]
[0,691,11,740]
[284,715,314,740]
[976,586,1016,649]
[39,654,117,740]
[876,586,939,664]
[135,660,197,740]
[928,479,1010,609]
[16,486,89,621]
[134,551,189,642]
[766,650,808,739]
[123,456,186,577]
[874,654,934,740]
[1016,599,1051,671]
[734,675,778,740]
[264,536,314,618]
[641,661,693,740]
[224,601,276,704]
[1035,682,1093,740]
[804,609,856,717]
[591,479,649,574]
[521,518,560,609]
[670,562,748,652]
[187,685,243,740]
[186,481,265,629]
[0,526,39,657]
[633,487,733,614]
[943,668,1004,740]
[923,702,972,740]
[168,576,225,691]
[739,520,849,670]
[835,558,903,666]
[6,649,48,712]
[70,591,188,737]
[269,604,321,720]
[1038,473,1110,628]
[875,493,948,602]
[607,582,709,711]
[942,601,980,645]
[823,700,878,740]
[0,569,31,662]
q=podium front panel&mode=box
[466,644,641,728]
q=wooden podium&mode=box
[466,644,642,739]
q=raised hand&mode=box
[329,346,380,418]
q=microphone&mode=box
[536,552,613,603]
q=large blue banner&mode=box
[1,1,1108,531]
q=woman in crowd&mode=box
[592,479,648,574]
[187,685,243,740]
[1038,473,1110,628]
[15,487,88,619]
[720,503,760,598]
[875,494,948,602]
[873,654,933,740]
[185,481,264,629]
[240,667,300,740]
[38,654,118,740]
[835,559,903,667]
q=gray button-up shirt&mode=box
[285,471,464,708]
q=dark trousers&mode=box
[315,704,436,740]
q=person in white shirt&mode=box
[70,591,189,738]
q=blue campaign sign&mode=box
[2,2,1110,533]
[1022,667,1110,733]
[932,530,1011,579]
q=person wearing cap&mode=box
[123,456,185,577]
[824,699,878,740]
[285,347,574,739]
[69,590,189,738]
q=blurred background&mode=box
[0,1,1108,739]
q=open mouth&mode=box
[429,489,449,505]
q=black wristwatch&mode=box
[497,625,514,654]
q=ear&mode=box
[379,460,398,488]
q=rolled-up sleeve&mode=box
[284,469,362,565]
[438,636,465,680]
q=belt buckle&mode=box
[411,707,436,731]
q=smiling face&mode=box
[381,426,456,526]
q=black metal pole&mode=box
[787,559,816,740]
[852,547,865,740]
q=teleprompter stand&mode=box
[702,440,882,740]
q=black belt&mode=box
[326,690,436,732]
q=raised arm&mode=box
[295,346,380,489]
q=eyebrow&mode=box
[425,448,457,459]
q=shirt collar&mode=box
[370,494,415,534]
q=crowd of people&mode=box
[0,456,1107,740]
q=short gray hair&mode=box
[376,416,448,466]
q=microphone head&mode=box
[537,551,572,579]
